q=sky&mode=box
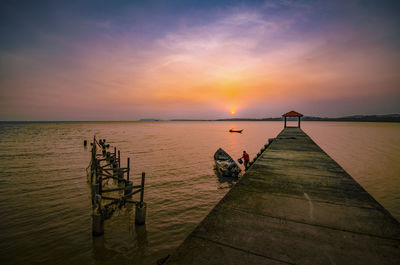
[0,0,399,120]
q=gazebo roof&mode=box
[282,110,303,117]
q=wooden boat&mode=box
[229,129,243,133]
[214,148,241,177]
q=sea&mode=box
[0,121,399,264]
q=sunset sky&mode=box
[0,0,399,120]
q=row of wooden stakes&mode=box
[88,136,147,236]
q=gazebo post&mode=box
[282,110,303,129]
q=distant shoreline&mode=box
[166,114,400,122]
[1,114,399,123]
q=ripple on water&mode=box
[0,121,399,265]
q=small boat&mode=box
[229,129,243,133]
[214,148,241,177]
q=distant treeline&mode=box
[301,114,400,122]
[168,114,400,122]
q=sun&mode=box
[231,110,235,115]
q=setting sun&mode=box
[231,110,235,115]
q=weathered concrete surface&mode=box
[165,127,400,265]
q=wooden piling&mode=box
[140,172,145,205]
[135,202,147,225]
[117,168,124,185]
[91,183,99,205]
[98,175,102,194]
[134,172,147,225]
[118,150,121,167]
[124,181,133,197]
[127,157,130,182]
[92,210,104,236]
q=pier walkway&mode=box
[165,127,400,265]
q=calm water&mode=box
[0,121,399,264]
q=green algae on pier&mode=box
[165,127,400,265]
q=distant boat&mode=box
[214,148,241,177]
[229,129,243,133]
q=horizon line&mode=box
[1,113,399,123]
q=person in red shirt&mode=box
[241,151,250,170]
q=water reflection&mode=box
[213,168,239,189]
[92,222,148,264]
[92,236,113,261]
[132,224,148,264]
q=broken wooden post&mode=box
[124,181,133,197]
[135,202,147,225]
[140,172,145,204]
[91,183,99,205]
[92,195,104,236]
[118,168,124,185]
[127,157,130,182]
[118,150,121,167]
[92,210,104,236]
[98,175,102,194]
[135,172,146,225]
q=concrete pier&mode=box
[165,127,400,265]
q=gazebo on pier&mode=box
[282,110,303,128]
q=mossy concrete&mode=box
[165,127,400,265]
